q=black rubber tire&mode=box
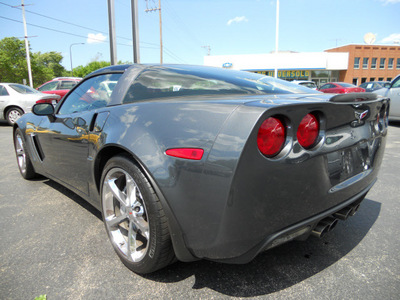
[6,107,24,125]
[100,154,175,274]
[14,128,38,179]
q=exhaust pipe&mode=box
[333,207,352,220]
[311,217,339,238]
[348,203,360,216]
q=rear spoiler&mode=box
[329,92,380,103]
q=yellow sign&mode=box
[253,70,310,79]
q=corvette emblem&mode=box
[355,110,369,121]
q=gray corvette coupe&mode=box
[13,64,388,274]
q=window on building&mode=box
[378,77,384,81]
[387,78,392,81]
[371,58,377,69]
[361,77,367,84]
[352,78,358,85]
[354,57,360,69]
[388,58,394,69]
[370,78,375,82]
[397,58,400,69]
[362,58,369,69]
[380,58,386,69]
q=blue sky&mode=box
[1,0,399,71]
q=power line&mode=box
[0,2,188,63]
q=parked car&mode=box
[291,80,318,90]
[359,81,390,92]
[373,74,400,121]
[0,83,60,125]
[13,64,388,274]
[37,77,82,100]
[319,82,365,93]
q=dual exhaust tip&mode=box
[311,203,361,238]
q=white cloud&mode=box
[87,33,107,44]
[381,33,400,43]
[227,16,248,26]
[380,0,400,4]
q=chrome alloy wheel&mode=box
[8,109,22,124]
[102,168,150,262]
[15,132,27,174]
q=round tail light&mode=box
[297,113,319,149]
[257,117,286,157]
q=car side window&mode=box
[38,81,58,91]
[58,73,122,115]
[0,85,9,96]
[392,77,400,89]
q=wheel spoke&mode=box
[106,177,127,206]
[133,216,149,240]
[105,213,127,228]
[127,221,137,259]
[126,178,137,206]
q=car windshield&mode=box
[9,84,40,94]
[123,66,319,103]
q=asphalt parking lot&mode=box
[0,120,399,300]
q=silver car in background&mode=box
[0,83,60,125]
[373,74,400,121]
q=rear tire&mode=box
[14,128,38,179]
[100,154,175,274]
[6,107,24,125]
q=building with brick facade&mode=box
[204,44,400,87]
[325,44,400,86]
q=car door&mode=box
[386,76,400,118]
[34,73,122,195]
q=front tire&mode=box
[6,107,24,125]
[14,128,38,179]
[100,155,175,274]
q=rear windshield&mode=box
[339,83,356,88]
[299,82,317,88]
[9,84,40,94]
[123,66,319,103]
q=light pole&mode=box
[70,43,84,77]
[274,0,279,79]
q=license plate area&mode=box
[327,141,371,188]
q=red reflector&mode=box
[297,113,319,149]
[257,117,286,157]
[165,148,204,160]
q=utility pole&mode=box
[131,0,140,63]
[108,0,117,65]
[21,0,33,87]
[201,45,211,56]
[274,0,279,79]
[70,43,84,76]
[145,0,163,64]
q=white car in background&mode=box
[0,83,60,125]
[291,80,318,90]
[373,74,400,121]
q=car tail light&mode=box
[257,117,286,157]
[297,113,319,149]
[36,99,53,104]
[165,148,204,160]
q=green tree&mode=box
[73,61,111,78]
[0,37,68,87]
[0,37,28,83]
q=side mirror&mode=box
[32,103,55,116]
[384,83,391,88]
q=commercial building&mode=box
[204,44,400,87]
[325,44,400,85]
